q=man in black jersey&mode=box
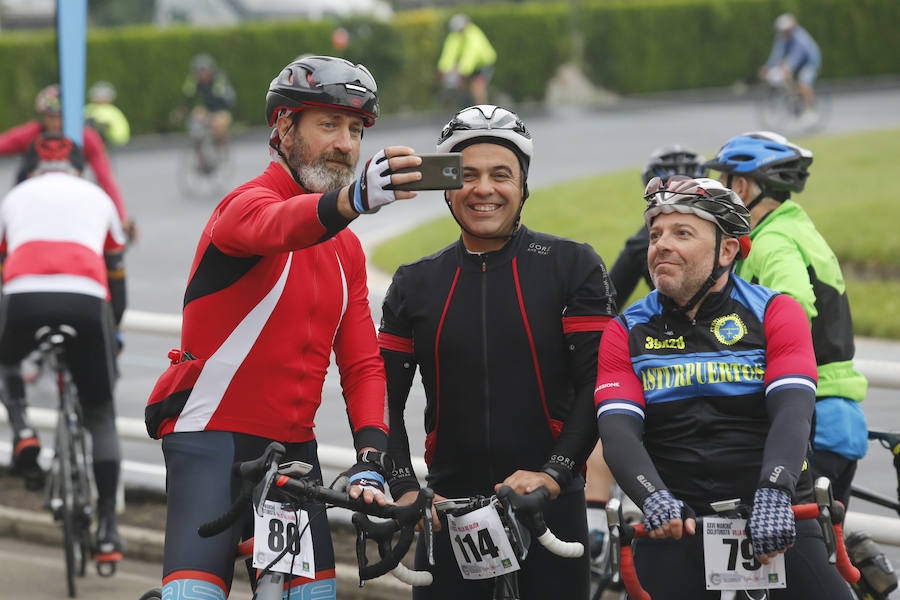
[379,105,617,599]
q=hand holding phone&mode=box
[392,153,463,191]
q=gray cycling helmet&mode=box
[265,55,379,127]
[641,144,707,185]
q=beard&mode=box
[285,133,357,193]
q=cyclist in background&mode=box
[760,13,822,124]
[381,105,617,599]
[84,81,131,148]
[145,55,425,600]
[0,133,127,564]
[595,175,852,598]
[178,54,236,149]
[437,14,497,106]
[704,132,867,510]
[0,84,135,238]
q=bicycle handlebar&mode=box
[613,500,860,599]
[197,442,435,585]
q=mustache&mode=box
[320,150,354,169]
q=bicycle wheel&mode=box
[138,589,162,600]
[757,85,793,133]
[57,411,79,597]
[177,135,231,200]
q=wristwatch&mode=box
[359,449,393,474]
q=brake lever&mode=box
[814,477,838,563]
[500,498,530,561]
[255,459,281,517]
[606,497,623,579]
[422,492,436,567]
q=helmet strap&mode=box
[745,189,767,212]
[674,230,727,316]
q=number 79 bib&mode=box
[702,516,786,590]
[446,504,520,580]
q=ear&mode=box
[275,114,296,143]
[719,236,741,267]
[730,175,751,204]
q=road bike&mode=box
[589,483,637,600]
[755,69,830,135]
[37,325,94,597]
[176,113,232,200]
[847,429,900,599]
[608,477,860,600]
[431,486,585,600]
[138,441,435,599]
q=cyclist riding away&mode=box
[380,104,617,599]
[705,131,868,509]
[760,14,822,125]
[437,15,497,106]
[595,176,853,598]
[0,133,127,563]
[178,54,236,149]
[0,84,135,239]
[144,55,426,600]
[84,81,131,148]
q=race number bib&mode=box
[446,504,520,580]
[702,517,786,590]
[252,500,316,578]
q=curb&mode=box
[0,505,411,599]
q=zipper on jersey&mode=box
[480,253,494,485]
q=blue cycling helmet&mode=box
[704,131,813,202]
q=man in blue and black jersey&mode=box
[595,176,852,599]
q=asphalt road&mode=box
[1,86,900,597]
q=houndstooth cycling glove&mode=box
[749,487,795,556]
[642,489,684,532]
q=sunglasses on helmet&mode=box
[438,106,531,146]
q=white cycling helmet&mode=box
[436,105,534,173]
[775,13,796,33]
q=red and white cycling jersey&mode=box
[0,171,125,300]
[145,163,388,446]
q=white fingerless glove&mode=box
[348,149,397,214]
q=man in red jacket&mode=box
[0,84,135,238]
[145,55,424,600]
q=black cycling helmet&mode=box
[703,131,813,203]
[265,55,379,127]
[641,144,707,185]
[18,133,86,181]
[644,176,751,313]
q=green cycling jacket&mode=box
[437,23,497,77]
[736,199,867,402]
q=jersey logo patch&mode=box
[710,313,746,345]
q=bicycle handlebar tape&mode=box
[391,562,434,587]
[198,479,254,538]
[620,544,651,600]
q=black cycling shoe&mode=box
[11,431,45,491]
[94,509,125,572]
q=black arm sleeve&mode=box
[105,251,126,325]
[758,385,814,493]
[542,330,601,488]
[383,348,420,498]
[608,224,652,304]
[599,413,669,508]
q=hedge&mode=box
[0,0,895,135]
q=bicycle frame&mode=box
[38,325,93,597]
[851,430,900,516]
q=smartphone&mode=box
[392,153,463,191]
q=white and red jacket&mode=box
[145,162,388,449]
[0,172,125,299]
